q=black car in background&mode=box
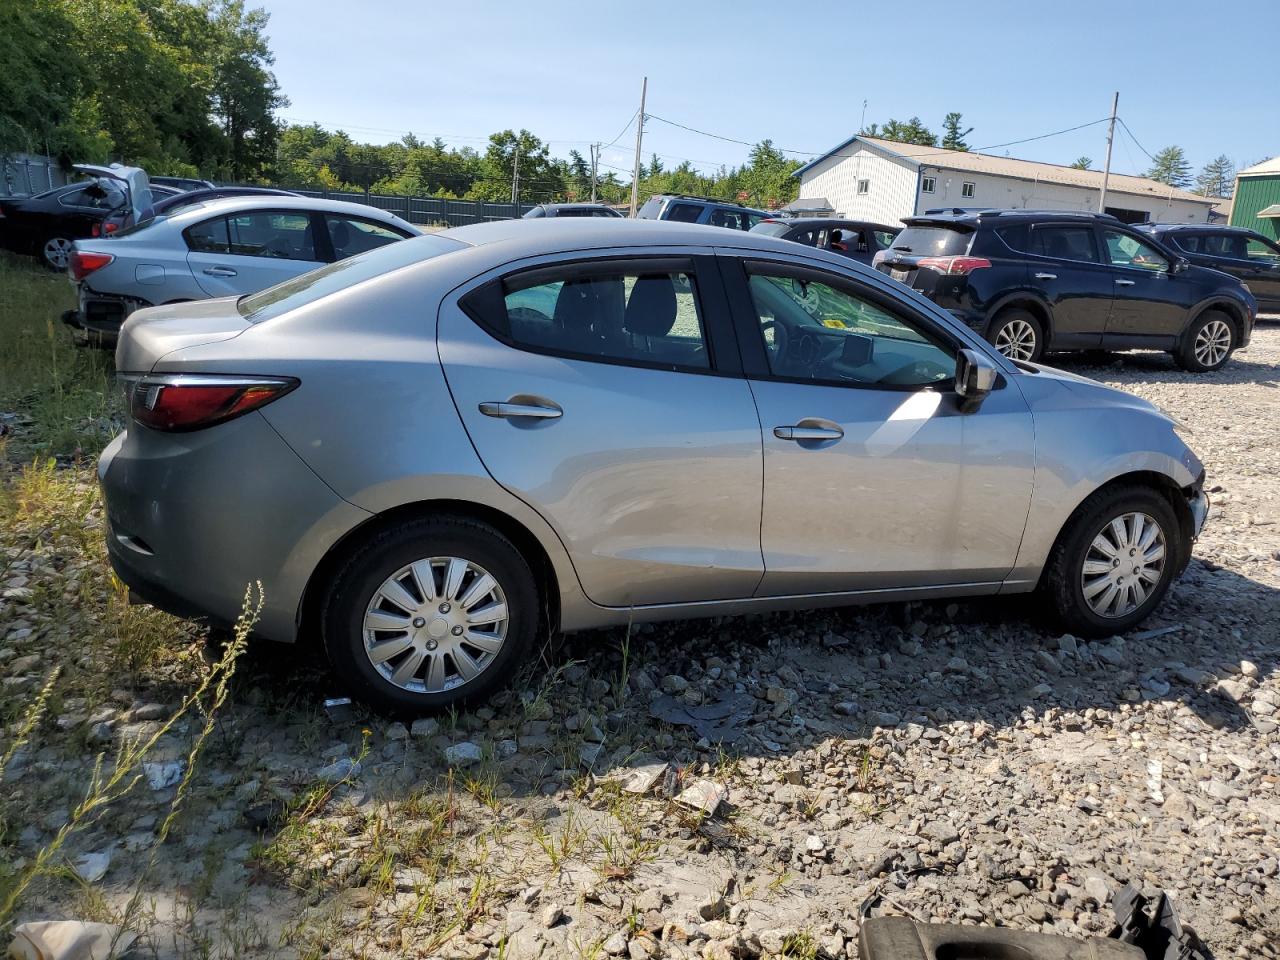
[751,217,900,266]
[636,194,770,229]
[0,178,128,270]
[1136,223,1280,314]
[100,185,300,233]
[873,209,1256,372]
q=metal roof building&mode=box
[794,135,1217,226]
[1229,155,1280,242]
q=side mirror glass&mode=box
[955,348,998,412]
[1172,257,1190,274]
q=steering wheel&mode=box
[760,320,789,363]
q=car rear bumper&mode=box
[64,286,151,345]
[97,416,371,643]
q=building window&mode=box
[961,181,976,199]
[922,176,936,194]
[857,179,870,195]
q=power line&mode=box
[1117,117,1158,164]
[601,109,639,150]
[645,112,1113,164]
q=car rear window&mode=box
[890,225,972,256]
[237,234,465,323]
[750,221,793,237]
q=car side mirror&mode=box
[955,348,998,412]
[1172,257,1190,274]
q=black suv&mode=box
[873,209,1256,371]
[1136,223,1280,314]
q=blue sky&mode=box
[263,0,1277,179]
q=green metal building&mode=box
[1230,155,1280,241]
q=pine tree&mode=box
[941,112,972,151]
[1146,146,1192,188]
[1070,156,1092,170]
[1194,155,1235,198]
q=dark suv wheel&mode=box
[322,515,539,716]
[1176,310,1235,372]
[988,308,1043,362]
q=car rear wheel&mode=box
[988,308,1043,362]
[322,516,538,716]
[1043,485,1182,638]
[41,236,74,271]
[1176,310,1235,372]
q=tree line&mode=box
[0,0,284,181]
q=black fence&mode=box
[250,188,540,227]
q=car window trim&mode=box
[183,214,232,255]
[458,253,744,379]
[720,255,977,394]
[214,207,324,262]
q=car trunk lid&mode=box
[115,297,251,374]
[874,221,979,294]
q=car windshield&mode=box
[237,233,464,323]
[111,216,166,238]
[891,225,972,256]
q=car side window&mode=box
[1173,234,1203,254]
[1030,225,1100,263]
[226,211,318,260]
[1201,233,1248,259]
[873,230,898,249]
[744,268,956,388]
[185,217,231,253]
[665,202,702,223]
[464,261,710,371]
[325,215,407,259]
[710,208,745,229]
[1102,229,1168,273]
[1247,237,1280,263]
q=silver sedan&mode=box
[66,196,419,343]
[100,219,1209,715]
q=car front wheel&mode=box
[1044,485,1183,638]
[988,308,1043,362]
[322,516,539,716]
[1176,310,1235,372]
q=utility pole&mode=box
[629,76,647,217]
[590,143,599,203]
[1098,91,1118,214]
[511,141,520,205]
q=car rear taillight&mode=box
[127,374,298,432]
[69,251,115,280]
[916,256,992,275]
[90,222,119,237]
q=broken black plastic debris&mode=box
[648,690,755,743]
[858,916,1143,960]
[1109,884,1209,960]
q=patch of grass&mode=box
[0,251,118,457]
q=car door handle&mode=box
[479,401,562,420]
[1114,278,1135,286]
[774,424,844,442]
[1033,272,1057,280]
[202,266,237,278]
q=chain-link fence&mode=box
[0,153,66,198]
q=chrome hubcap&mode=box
[362,556,508,694]
[1080,512,1166,618]
[1193,319,1231,367]
[995,319,1036,360]
[43,238,72,269]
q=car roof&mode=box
[904,208,1122,228]
[439,217,841,257]
[652,194,769,213]
[766,217,901,231]
[1139,222,1253,234]
[538,202,617,211]
[163,195,415,225]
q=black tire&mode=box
[987,308,1044,363]
[1043,485,1183,638]
[321,515,539,716]
[1176,310,1235,372]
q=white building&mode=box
[794,136,1215,226]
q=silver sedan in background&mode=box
[66,196,419,343]
[100,219,1208,715]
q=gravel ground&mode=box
[2,327,1278,959]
